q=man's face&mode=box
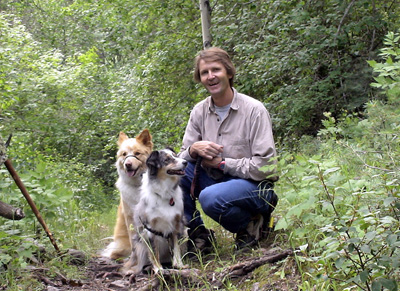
[198,60,232,97]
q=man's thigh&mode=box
[199,178,265,214]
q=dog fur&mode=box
[102,129,153,263]
[130,148,187,274]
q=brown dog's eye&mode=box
[122,152,127,156]
[134,152,141,156]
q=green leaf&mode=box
[386,234,398,246]
[365,231,376,240]
[323,167,340,175]
[348,243,355,253]
[360,244,371,254]
[372,280,381,291]
[274,218,288,230]
[379,278,398,291]
[360,270,369,283]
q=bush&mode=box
[272,31,400,290]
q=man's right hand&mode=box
[189,141,223,160]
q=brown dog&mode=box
[102,129,153,265]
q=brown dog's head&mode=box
[116,129,153,178]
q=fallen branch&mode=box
[211,248,294,288]
[223,249,293,279]
[0,200,25,220]
[136,249,293,290]
[4,159,60,253]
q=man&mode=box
[179,47,278,253]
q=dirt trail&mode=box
[36,240,299,291]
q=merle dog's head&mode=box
[146,148,187,178]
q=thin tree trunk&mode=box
[199,0,212,49]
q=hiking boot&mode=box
[235,230,258,251]
[187,225,215,258]
[260,191,278,239]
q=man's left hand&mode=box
[201,157,223,169]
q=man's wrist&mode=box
[188,146,197,159]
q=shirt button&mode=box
[219,133,221,136]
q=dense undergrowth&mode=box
[1,33,399,291]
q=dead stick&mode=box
[4,159,60,253]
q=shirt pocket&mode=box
[228,139,250,159]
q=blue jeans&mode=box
[180,161,276,234]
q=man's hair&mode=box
[193,47,236,87]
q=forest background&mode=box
[0,0,399,290]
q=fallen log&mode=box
[0,200,25,220]
[211,248,294,288]
[222,248,293,279]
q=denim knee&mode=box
[198,187,220,220]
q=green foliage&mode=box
[368,31,400,104]
[210,0,400,140]
[273,32,400,290]
[0,229,39,269]
[1,1,400,288]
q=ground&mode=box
[30,232,301,291]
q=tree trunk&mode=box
[0,200,25,220]
[199,0,212,49]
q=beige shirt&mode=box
[179,88,278,182]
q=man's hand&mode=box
[201,156,223,169]
[189,141,223,160]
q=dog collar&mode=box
[140,217,172,239]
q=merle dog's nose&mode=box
[182,160,188,166]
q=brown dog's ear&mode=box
[118,132,129,146]
[136,129,153,150]
[146,150,160,177]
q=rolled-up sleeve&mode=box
[179,106,202,163]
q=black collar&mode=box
[139,217,171,239]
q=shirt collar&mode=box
[208,88,239,112]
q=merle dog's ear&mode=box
[146,151,160,176]
[166,146,176,154]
